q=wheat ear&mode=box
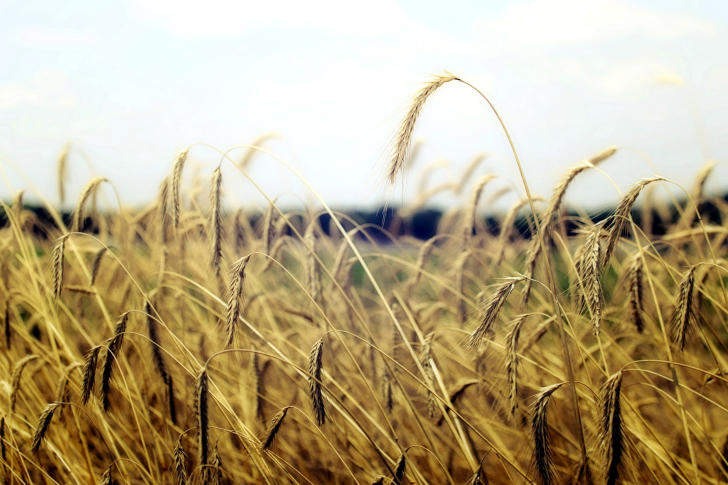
[71,177,108,232]
[225,255,250,348]
[577,221,606,335]
[174,434,188,485]
[212,440,223,485]
[171,148,189,230]
[386,73,457,185]
[307,337,326,426]
[10,354,38,413]
[304,220,320,304]
[393,453,407,485]
[146,301,176,424]
[626,254,645,333]
[261,406,291,450]
[418,332,437,419]
[209,166,224,279]
[55,363,81,405]
[100,465,112,485]
[522,147,616,306]
[462,174,497,248]
[497,196,537,265]
[603,177,663,265]
[600,371,625,485]
[52,235,69,300]
[530,383,563,485]
[468,277,525,351]
[506,314,528,418]
[57,142,70,205]
[100,312,129,411]
[194,366,210,483]
[671,266,698,352]
[80,345,101,405]
[90,247,107,286]
[30,402,62,453]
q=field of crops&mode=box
[1,74,726,485]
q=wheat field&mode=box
[0,74,727,485]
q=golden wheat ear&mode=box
[530,383,563,485]
[261,406,291,450]
[194,366,210,483]
[383,73,457,188]
[468,276,526,351]
[600,371,626,485]
[225,255,250,348]
[307,337,326,426]
[71,177,108,232]
[671,265,698,352]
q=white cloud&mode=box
[13,28,97,47]
[256,61,411,110]
[475,0,716,47]
[592,59,677,95]
[130,0,417,37]
[0,71,78,110]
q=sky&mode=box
[1,0,727,215]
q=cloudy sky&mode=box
[1,0,726,214]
